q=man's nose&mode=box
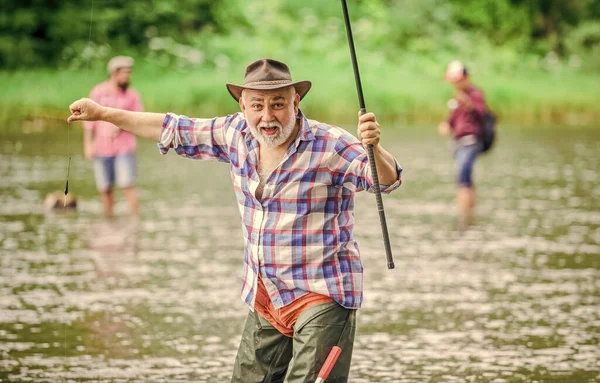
[262,107,275,122]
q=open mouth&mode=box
[262,126,279,136]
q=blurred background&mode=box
[1,0,600,123]
[1,1,599,382]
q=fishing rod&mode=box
[313,4,396,377]
[340,0,395,270]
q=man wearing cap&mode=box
[438,60,488,228]
[84,56,143,217]
[67,58,402,382]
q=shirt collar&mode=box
[296,109,315,142]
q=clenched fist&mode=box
[67,98,106,123]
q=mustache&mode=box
[258,121,282,129]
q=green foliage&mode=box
[0,0,218,69]
[564,21,600,70]
[1,60,598,128]
[1,0,599,71]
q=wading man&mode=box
[438,60,488,229]
[84,56,143,217]
[68,58,402,382]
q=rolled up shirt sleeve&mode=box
[158,112,233,163]
[333,142,402,193]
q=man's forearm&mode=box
[372,145,400,185]
[101,107,166,142]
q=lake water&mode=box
[0,123,598,382]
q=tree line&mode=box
[2,0,599,70]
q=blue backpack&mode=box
[479,111,497,153]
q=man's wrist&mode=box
[372,143,384,154]
[100,106,110,122]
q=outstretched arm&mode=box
[68,98,164,141]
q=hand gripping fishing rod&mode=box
[341,0,394,270]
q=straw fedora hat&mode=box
[226,58,311,102]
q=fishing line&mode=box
[63,0,95,376]
[64,0,95,207]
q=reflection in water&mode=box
[0,126,598,382]
[87,217,140,278]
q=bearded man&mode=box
[84,56,143,217]
[68,58,402,383]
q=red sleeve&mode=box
[448,109,457,129]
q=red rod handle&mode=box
[315,346,342,383]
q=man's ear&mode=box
[239,96,246,114]
[294,93,300,115]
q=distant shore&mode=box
[1,61,598,130]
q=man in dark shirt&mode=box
[438,60,487,228]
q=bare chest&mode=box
[255,149,286,200]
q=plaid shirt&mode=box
[158,111,402,309]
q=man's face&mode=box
[453,77,469,91]
[240,87,300,148]
[113,68,132,90]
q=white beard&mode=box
[248,115,297,148]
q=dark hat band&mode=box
[244,80,292,87]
